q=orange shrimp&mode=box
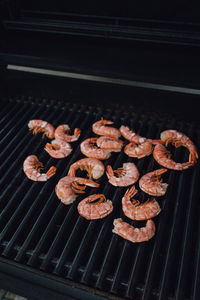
[92,120,121,139]
[54,124,81,142]
[55,176,99,205]
[44,139,72,158]
[80,138,111,160]
[112,218,155,243]
[106,162,139,187]
[96,136,124,152]
[23,155,56,181]
[78,194,113,220]
[122,186,161,220]
[68,158,105,180]
[28,120,55,139]
[124,141,152,159]
[139,168,168,196]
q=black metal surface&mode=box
[0,96,200,300]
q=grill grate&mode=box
[0,97,200,300]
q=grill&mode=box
[0,95,200,300]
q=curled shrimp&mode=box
[139,168,168,196]
[106,162,139,187]
[122,186,161,220]
[96,136,124,152]
[124,141,152,159]
[112,218,155,243]
[55,124,81,142]
[44,139,72,159]
[78,194,113,220]
[68,158,105,180]
[80,138,111,160]
[28,120,55,139]
[92,120,121,139]
[55,176,99,205]
[23,155,56,181]
[120,125,162,144]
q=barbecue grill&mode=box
[1,2,200,300]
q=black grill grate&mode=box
[0,96,200,300]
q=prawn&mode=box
[96,136,124,152]
[112,218,155,243]
[106,162,139,187]
[55,124,81,142]
[44,139,72,159]
[78,194,113,220]
[122,186,161,220]
[124,141,152,159]
[23,155,56,181]
[92,120,121,139]
[139,168,168,196]
[120,125,163,144]
[68,158,105,180]
[28,120,55,139]
[55,176,99,205]
[80,138,111,160]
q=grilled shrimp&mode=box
[55,124,81,142]
[112,218,155,243]
[23,155,56,181]
[92,120,121,139]
[80,138,111,160]
[122,186,161,220]
[96,136,124,152]
[55,176,99,205]
[44,139,72,158]
[68,158,105,180]
[78,194,113,220]
[124,141,152,159]
[139,168,168,196]
[106,162,139,187]
[120,125,162,144]
[28,120,55,139]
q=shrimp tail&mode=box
[125,185,138,199]
[46,166,56,177]
[74,128,81,137]
[106,165,114,177]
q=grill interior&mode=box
[0,96,200,300]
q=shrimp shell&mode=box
[124,141,152,159]
[139,168,168,196]
[97,136,124,152]
[122,186,161,220]
[80,138,111,160]
[78,194,113,220]
[112,218,155,243]
[44,139,72,158]
[68,158,105,180]
[55,124,81,142]
[106,162,139,187]
[92,120,121,139]
[28,120,55,139]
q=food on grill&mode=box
[44,139,72,158]
[124,141,153,159]
[106,162,139,187]
[55,176,99,205]
[55,124,81,142]
[23,155,56,181]
[96,136,124,152]
[122,186,161,220]
[80,137,111,160]
[78,194,113,220]
[112,218,155,243]
[153,129,198,170]
[139,168,168,196]
[28,120,55,139]
[68,158,105,180]
[92,119,121,138]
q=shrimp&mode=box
[112,218,155,243]
[68,158,105,180]
[106,162,139,187]
[139,168,168,196]
[44,139,72,159]
[96,136,124,152]
[120,125,163,144]
[160,129,198,168]
[23,155,56,181]
[55,176,99,205]
[122,186,161,220]
[92,120,121,139]
[80,138,111,160]
[28,120,55,139]
[124,141,152,159]
[55,124,81,142]
[78,194,113,220]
